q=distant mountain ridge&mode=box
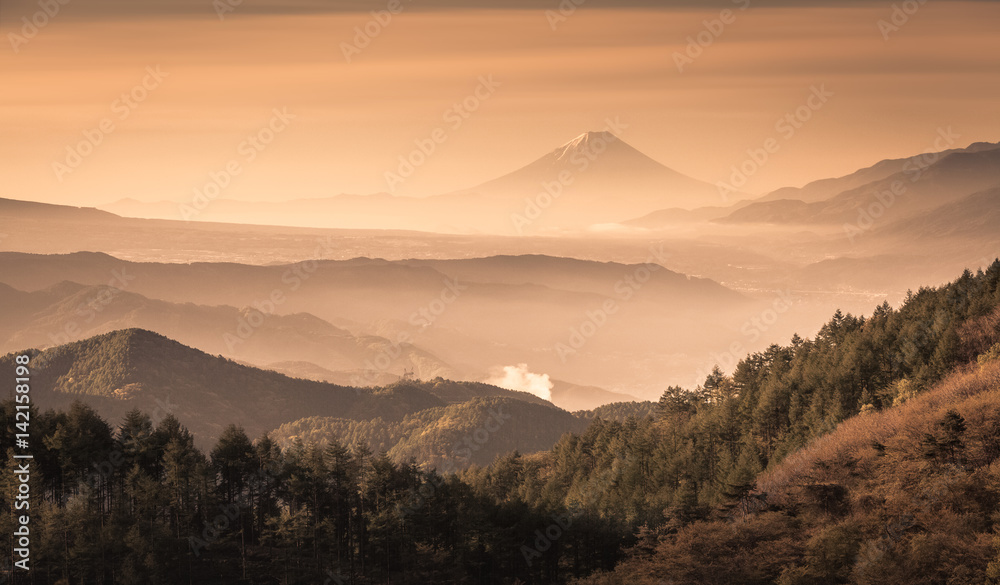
[720,144,1000,225]
[617,140,1000,230]
[396,254,740,301]
[876,185,1000,241]
[0,280,457,382]
[97,130,742,234]
[0,197,119,222]
[0,249,749,399]
[757,140,1000,204]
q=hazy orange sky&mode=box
[2,1,998,206]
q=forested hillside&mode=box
[2,262,999,584]
[575,401,657,422]
[573,354,1000,585]
[271,396,587,468]
[0,330,554,449]
[268,399,653,469]
[0,404,625,584]
[465,261,1000,533]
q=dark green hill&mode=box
[574,400,657,422]
[272,395,585,469]
[408,376,553,407]
[0,329,556,449]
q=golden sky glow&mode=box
[1,2,998,206]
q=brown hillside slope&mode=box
[575,356,1000,585]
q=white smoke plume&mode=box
[486,363,553,402]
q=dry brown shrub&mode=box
[958,304,1000,361]
[758,360,1000,500]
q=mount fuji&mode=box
[438,130,730,231]
[100,131,733,235]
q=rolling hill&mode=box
[271,395,587,469]
[0,329,571,450]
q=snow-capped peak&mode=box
[554,131,620,160]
